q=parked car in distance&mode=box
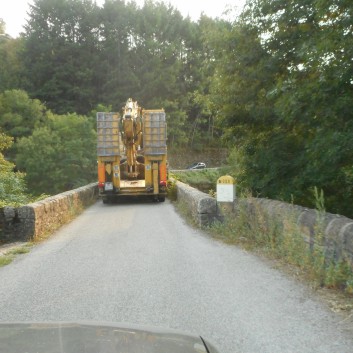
[187,162,206,170]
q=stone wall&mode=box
[0,183,98,242]
[175,181,353,266]
[176,181,219,227]
[236,197,353,266]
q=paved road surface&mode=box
[0,200,352,353]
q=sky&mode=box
[0,0,246,38]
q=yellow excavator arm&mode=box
[121,98,143,178]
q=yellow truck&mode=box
[97,98,167,203]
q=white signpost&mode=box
[216,175,236,203]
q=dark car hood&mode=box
[0,322,220,353]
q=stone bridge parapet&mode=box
[0,183,98,242]
[175,180,353,267]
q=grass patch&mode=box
[0,243,33,267]
[0,255,14,267]
[166,179,177,201]
[171,169,225,193]
[208,197,353,296]
[7,244,32,255]
[175,199,198,227]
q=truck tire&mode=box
[158,196,165,202]
[103,196,114,204]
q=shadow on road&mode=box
[100,196,166,206]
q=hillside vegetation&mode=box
[0,0,352,218]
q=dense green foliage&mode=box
[210,0,353,216]
[13,0,226,148]
[16,112,97,194]
[0,132,31,206]
[0,0,352,217]
[0,89,97,196]
[0,90,47,140]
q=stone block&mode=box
[297,209,317,238]
[176,181,218,227]
[339,222,353,263]
[198,196,217,215]
[3,207,16,221]
[17,205,35,220]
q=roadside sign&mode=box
[217,175,236,202]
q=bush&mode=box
[0,131,31,206]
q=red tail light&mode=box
[159,181,167,187]
[98,182,104,189]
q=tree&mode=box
[0,19,5,35]
[0,18,25,92]
[185,15,231,148]
[16,112,97,194]
[97,0,138,107]
[254,0,353,214]
[23,0,101,114]
[0,131,30,206]
[210,0,353,217]
[0,90,47,140]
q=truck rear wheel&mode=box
[103,196,114,204]
[158,196,165,202]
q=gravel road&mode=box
[0,200,352,353]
